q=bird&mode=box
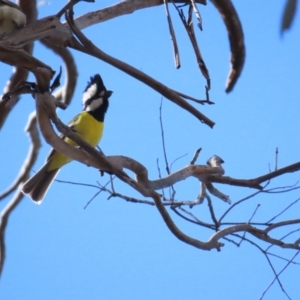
[22,74,113,203]
[0,0,26,36]
[206,155,224,167]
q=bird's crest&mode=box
[82,74,106,106]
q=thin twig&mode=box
[190,0,203,30]
[84,178,115,209]
[175,90,214,105]
[159,98,170,175]
[237,204,260,246]
[275,147,279,171]
[219,183,269,223]
[173,4,211,92]
[259,251,299,300]
[170,153,188,171]
[206,194,219,228]
[163,0,180,68]
[231,233,292,300]
[190,148,202,165]
[267,197,300,223]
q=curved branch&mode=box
[104,155,224,189]
[266,219,300,235]
[209,224,300,250]
[148,191,223,251]
[0,0,37,129]
[207,175,263,189]
[40,39,78,106]
[0,112,41,200]
[207,161,300,190]
[0,185,24,276]
[210,0,245,93]
[253,162,300,184]
[72,0,207,30]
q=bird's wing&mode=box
[45,113,81,161]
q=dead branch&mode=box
[159,99,171,175]
[210,0,245,92]
[72,0,207,31]
[174,4,211,90]
[260,250,300,300]
[208,161,300,189]
[209,224,300,250]
[0,0,37,129]
[163,0,181,68]
[0,112,40,200]
[40,39,78,106]
[0,184,24,276]
[103,155,224,189]
[266,219,300,234]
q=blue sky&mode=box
[1,1,300,299]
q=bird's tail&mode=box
[22,162,60,204]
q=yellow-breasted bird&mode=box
[0,0,26,36]
[22,74,113,203]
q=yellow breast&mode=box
[47,111,104,171]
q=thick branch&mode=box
[104,155,224,189]
[0,0,37,129]
[209,224,300,250]
[207,161,300,189]
[73,0,207,30]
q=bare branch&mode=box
[173,4,211,91]
[105,155,225,190]
[260,250,299,300]
[0,112,40,200]
[266,219,300,235]
[190,148,202,165]
[40,39,78,106]
[0,184,24,276]
[210,0,245,92]
[163,0,181,68]
[209,224,300,250]
[72,0,207,31]
[0,0,37,129]
[159,99,171,175]
[275,147,279,171]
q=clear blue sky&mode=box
[1,1,300,299]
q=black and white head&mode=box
[82,74,113,117]
[207,155,224,168]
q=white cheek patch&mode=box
[82,83,97,106]
[86,97,103,111]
